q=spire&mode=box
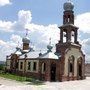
[17,41,20,47]
[25,28,29,37]
[49,38,51,45]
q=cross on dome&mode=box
[49,38,51,45]
[22,29,30,44]
[25,28,29,37]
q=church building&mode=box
[6,0,85,81]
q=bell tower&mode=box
[56,0,81,54]
[55,0,85,81]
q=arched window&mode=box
[70,62,73,72]
[63,31,67,43]
[27,62,31,70]
[71,31,74,43]
[77,57,83,79]
[20,62,23,70]
[42,63,46,73]
[68,15,70,23]
[68,55,74,74]
[33,62,37,71]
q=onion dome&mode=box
[22,36,30,44]
[47,45,53,52]
[47,38,53,52]
[63,0,74,11]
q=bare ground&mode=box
[0,77,90,90]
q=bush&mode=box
[0,64,4,70]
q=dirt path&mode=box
[0,77,90,90]
[0,77,24,86]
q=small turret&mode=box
[22,29,30,50]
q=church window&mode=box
[63,31,67,42]
[68,55,74,73]
[33,62,37,71]
[68,15,70,22]
[43,63,46,72]
[71,31,74,42]
[70,62,73,72]
[42,63,46,73]
[20,62,23,70]
[28,62,31,70]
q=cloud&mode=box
[9,10,59,50]
[75,12,90,62]
[0,10,32,32]
[0,20,14,32]
[12,10,32,32]
[25,23,60,49]
[18,10,32,25]
[82,38,90,46]
[0,0,11,6]
[75,12,90,33]
[79,38,90,62]
[0,39,13,61]
[10,34,22,44]
[0,34,23,61]
[0,40,6,46]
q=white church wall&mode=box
[6,60,10,69]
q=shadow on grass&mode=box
[25,78,45,85]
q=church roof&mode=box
[20,51,40,58]
[7,36,60,60]
[19,50,59,60]
[38,51,59,59]
[15,51,22,55]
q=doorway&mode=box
[50,64,56,81]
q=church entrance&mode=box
[50,63,56,81]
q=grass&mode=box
[0,71,44,85]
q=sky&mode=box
[0,0,90,62]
